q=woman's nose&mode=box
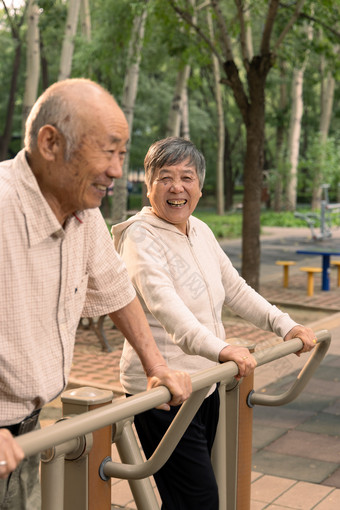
[169,180,184,192]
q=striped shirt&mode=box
[0,150,135,424]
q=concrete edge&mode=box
[67,377,125,397]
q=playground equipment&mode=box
[16,330,331,510]
[294,184,340,240]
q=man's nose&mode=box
[107,155,123,179]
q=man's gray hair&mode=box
[144,137,206,190]
[24,78,108,160]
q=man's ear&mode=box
[37,125,62,161]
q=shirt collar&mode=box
[14,150,83,246]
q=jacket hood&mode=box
[111,206,190,250]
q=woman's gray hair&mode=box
[144,137,206,190]
[24,79,106,161]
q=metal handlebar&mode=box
[249,329,330,406]
[17,330,331,467]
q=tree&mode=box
[311,44,338,209]
[111,1,148,223]
[58,0,81,81]
[285,18,313,211]
[166,0,196,138]
[0,0,28,160]
[207,7,224,215]
[170,0,307,289]
[21,0,40,142]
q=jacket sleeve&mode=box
[210,234,298,339]
[117,222,228,362]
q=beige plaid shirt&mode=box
[0,150,135,424]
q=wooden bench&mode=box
[299,267,322,296]
[331,260,340,287]
[275,260,296,288]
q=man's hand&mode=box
[0,429,24,479]
[284,325,317,356]
[146,365,192,411]
[219,345,257,380]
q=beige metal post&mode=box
[61,387,114,510]
[212,378,240,510]
[236,372,254,510]
[115,419,160,510]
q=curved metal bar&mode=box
[103,387,209,479]
[250,330,331,406]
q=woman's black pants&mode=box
[130,388,220,510]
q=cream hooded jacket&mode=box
[112,207,298,396]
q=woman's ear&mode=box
[37,125,62,161]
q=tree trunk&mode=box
[0,1,26,160]
[224,56,270,290]
[273,62,288,211]
[180,86,190,140]
[311,66,335,209]
[207,9,224,215]
[286,19,313,210]
[223,127,234,210]
[80,0,91,40]
[22,0,40,144]
[166,64,191,137]
[40,38,49,90]
[0,43,21,161]
[285,68,304,211]
[58,0,81,81]
[111,3,148,224]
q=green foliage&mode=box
[193,210,243,239]
[298,134,340,194]
[0,0,340,203]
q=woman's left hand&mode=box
[284,325,317,356]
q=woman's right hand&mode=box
[219,345,257,380]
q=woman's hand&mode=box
[218,345,257,380]
[284,325,317,356]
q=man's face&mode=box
[51,99,129,219]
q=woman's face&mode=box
[148,158,202,234]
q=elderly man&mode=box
[0,79,191,509]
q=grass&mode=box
[193,208,340,239]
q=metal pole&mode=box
[212,377,240,510]
[320,200,326,238]
[115,419,160,510]
[61,387,114,510]
[236,373,254,510]
[211,382,228,509]
[41,450,64,510]
[225,381,240,510]
[41,438,81,510]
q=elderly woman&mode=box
[112,137,315,510]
